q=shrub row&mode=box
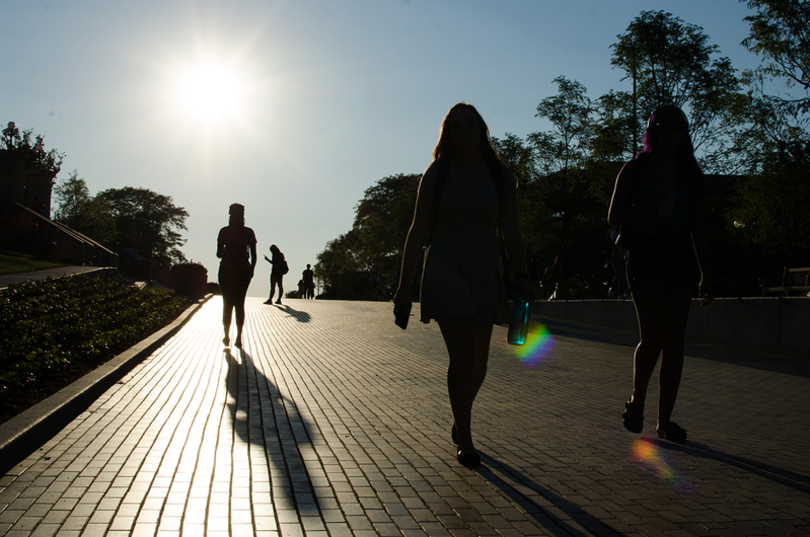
[0,271,191,417]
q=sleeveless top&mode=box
[218,225,257,271]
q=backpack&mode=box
[280,258,289,274]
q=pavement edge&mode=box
[0,294,212,476]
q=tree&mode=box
[723,1,810,272]
[737,0,810,163]
[316,174,419,299]
[741,0,810,97]
[1,123,64,174]
[730,149,810,267]
[611,10,742,170]
[529,76,593,176]
[52,171,116,245]
[97,187,189,270]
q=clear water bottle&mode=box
[508,287,533,345]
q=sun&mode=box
[173,62,245,123]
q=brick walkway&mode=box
[1,297,809,536]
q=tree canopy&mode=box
[316,174,419,299]
[316,7,810,297]
[53,177,189,272]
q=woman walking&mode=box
[608,104,714,442]
[217,203,257,348]
[393,102,528,466]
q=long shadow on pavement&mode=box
[273,304,312,323]
[541,318,810,379]
[477,453,623,537]
[225,348,319,515]
[657,439,810,496]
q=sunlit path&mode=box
[1,297,808,535]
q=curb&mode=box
[0,294,212,476]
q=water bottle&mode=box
[508,287,533,345]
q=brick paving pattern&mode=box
[1,297,808,536]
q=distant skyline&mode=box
[5,0,762,297]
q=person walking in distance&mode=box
[216,203,257,348]
[264,244,287,305]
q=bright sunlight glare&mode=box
[173,63,244,123]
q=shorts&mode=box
[626,231,698,289]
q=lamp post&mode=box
[2,122,19,149]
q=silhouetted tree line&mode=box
[52,172,189,277]
[318,3,810,299]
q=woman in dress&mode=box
[217,203,257,348]
[393,102,528,466]
[608,104,714,442]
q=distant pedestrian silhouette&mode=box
[608,104,714,443]
[302,264,315,299]
[217,203,257,348]
[393,102,528,467]
[264,244,287,305]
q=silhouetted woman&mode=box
[608,104,713,442]
[217,203,257,348]
[264,244,286,305]
[393,102,528,466]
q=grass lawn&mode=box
[0,250,67,276]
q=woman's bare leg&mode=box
[658,286,693,424]
[629,285,667,409]
[439,318,493,456]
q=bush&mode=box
[0,271,191,420]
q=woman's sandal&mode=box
[623,400,644,433]
[657,421,687,442]
[456,449,480,467]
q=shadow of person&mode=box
[224,348,319,515]
[474,453,621,537]
[273,304,312,323]
[654,439,810,495]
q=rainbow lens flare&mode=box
[630,438,694,493]
[512,322,554,366]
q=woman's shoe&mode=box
[234,336,242,348]
[657,421,687,442]
[223,337,230,347]
[456,449,480,467]
[623,400,644,433]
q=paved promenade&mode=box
[1,297,809,536]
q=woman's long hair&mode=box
[433,102,503,173]
[637,104,703,187]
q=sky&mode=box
[5,0,762,298]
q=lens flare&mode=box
[630,438,694,493]
[512,322,554,366]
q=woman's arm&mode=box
[249,241,257,277]
[607,160,639,228]
[690,191,714,305]
[393,164,437,310]
[498,167,527,279]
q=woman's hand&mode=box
[699,280,714,306]
[392,287,411,313]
